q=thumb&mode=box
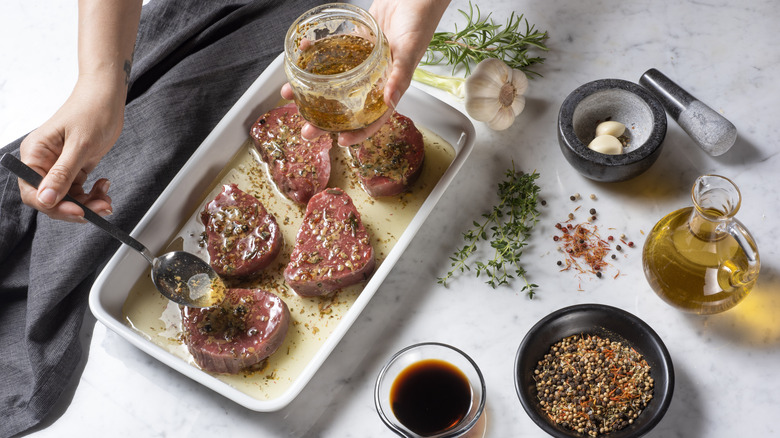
[37,148,85,208]
[385,56,415,110]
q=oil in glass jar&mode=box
[642,175,760,314]
[284,4,390,132]
[296,34,374,75]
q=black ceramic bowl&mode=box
[558,79,667,182]
[514,304,674,438]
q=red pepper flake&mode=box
[555,221,611,276]
[554,194,636,286]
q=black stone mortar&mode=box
[558,79,667,182]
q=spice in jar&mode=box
[284,4,391,132]
[533,334,654,437]
[296,34,374,75]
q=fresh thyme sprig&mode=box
[422,1,549,77]
[438,166,541,298]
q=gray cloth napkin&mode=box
[0,1,319,435]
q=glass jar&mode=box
[283,3,391,132]
[642,175,760,314]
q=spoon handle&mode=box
[1,153,154,263]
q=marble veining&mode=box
[2,0,779,437]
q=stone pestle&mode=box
[640,68,737,156]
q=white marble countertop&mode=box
[2,0,779,437]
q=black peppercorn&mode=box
[533,334,654,437]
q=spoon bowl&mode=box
[1,153,224,308]
[151,250,226,307]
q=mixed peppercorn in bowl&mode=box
[514,304,674,437]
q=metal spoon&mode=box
[1,153,225,308]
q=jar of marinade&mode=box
[283,3,391,132]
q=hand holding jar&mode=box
[281,0,451,146]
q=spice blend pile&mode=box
[553,194,635,284]
[533,334,654,437]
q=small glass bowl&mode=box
[374,342,487,438]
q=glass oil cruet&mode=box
[642,174,760,314]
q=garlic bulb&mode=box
[464,58,529,131]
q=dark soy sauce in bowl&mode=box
[390,359,472,436]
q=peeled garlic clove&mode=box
[588,135,623,154]
[596,121,626,137]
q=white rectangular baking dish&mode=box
[89,52,475,411]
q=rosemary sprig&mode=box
[438,166,541,297]
[422,1,549,77]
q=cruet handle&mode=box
[726,219,760,285]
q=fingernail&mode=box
[38,188,57,207]
[65,215,87,224]
[301,125,315,141]
[102,179,111,193]
[98,208,113,217]
[390,90,401,110]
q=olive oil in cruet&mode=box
[642,175,760,314]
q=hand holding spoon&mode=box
[1,153,225,308]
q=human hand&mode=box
[18,77,126,222]
[282,0,451,146]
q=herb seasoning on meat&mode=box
[284,188,375,297]
[250,103,333,205]
[196,297,249,341]
[349,112,425,197]
[533,334,654,437]
[201,184,282,278]
[181,288,290,374]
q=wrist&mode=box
[69,71,128,141]
[76,67,129,104]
